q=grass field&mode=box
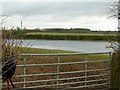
[4,30,117,41]
[24,32,116,41]
[26,32,109,36]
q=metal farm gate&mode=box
[2,52,111,89]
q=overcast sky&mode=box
[0,0,118,31]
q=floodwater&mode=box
[21,40,113,53]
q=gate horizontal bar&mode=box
[17,60,110,67]
[2,73,109,85]
[10,78,109,89]
[19,52,111,56]
[16,68,110,77]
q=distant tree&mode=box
[16,27,20,30]
[23,27,27,30]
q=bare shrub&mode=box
[2,27,24,63]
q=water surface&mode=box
[22,40,113,53]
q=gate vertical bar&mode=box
[57,56,60,89]
[23,57,26,88]
[109,52,112,88]
[85,54,88,89]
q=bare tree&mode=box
[108,0,120,52]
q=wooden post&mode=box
[110,52,120,90]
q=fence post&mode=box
[110,52,120,90]
[23,57,26,88]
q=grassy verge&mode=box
[18,46,74,54]
[18,47,109,59]
[19,47,109,57]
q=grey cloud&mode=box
[1,1,117,31]
[2,2,111,17]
